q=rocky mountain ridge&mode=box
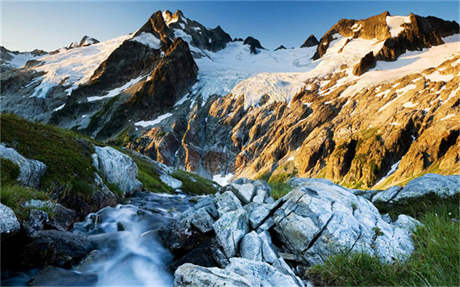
[1,10,459,189]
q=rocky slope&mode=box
[1,10,459,189]
[0,114,218,277]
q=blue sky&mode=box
[1,1,458,51]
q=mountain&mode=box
[1,10,459,190]
[67,35,99,49]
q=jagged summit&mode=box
[67,35,99,49]
[243,36,264,54]
[313,11,459,63]
[300,34,318,48]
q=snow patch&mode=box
[131,32,161,50]
[135,113,172,127]
[87,75,144,102]
[402,101,417,108]
[440,114,455,121]
[386,16,411,37]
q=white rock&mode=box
[0,203,20,235]
[240,231,263,261]
[0,144,47,188]
[371,186,403,203]
[160,173,183,189]
[231,183,255,204]
[92,146,142,195]
[215,190,242,216]
[213,208,249,258]
[274,178,418,265]
[391,174,460,202]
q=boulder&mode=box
[0,144,47,188]
[388,174,459,203]
[272,178,420,265]
[0,203,20,235]
[20,230,95,268]
[92,146,142,195]
[175,257,303,287]
[213,208,249,258]
[23,200,76,231]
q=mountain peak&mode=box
[300,34,318,48]
[67,35,99,49]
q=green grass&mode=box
[307,195,460,286]
[1,113,96,197]
[1,158,20,186]
[0,184,50,220]
[172,170,218,195]
[125,152,174,194]
[269,181,293,200]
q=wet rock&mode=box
[0,144,47,188]
[0,203,20,236]
[23,199,76,231]
[29,266,97,286]
[21,230,95,268]
[92,146,142,195]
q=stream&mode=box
[5,191,194,287]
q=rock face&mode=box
[372,173,460,203]
[68,35,99,49]
[0,144,47,188]
[244,36,264,54]
[313,11,459,61]
[162,176,431,285]
[300,35,319,48]
[275,45,287,51]
[0,203,20,235]
[92,146,142,195]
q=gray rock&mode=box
[190,207,215,233]
[244,202,271,229]
[274,178,418,265]
[213,208,249,258]
[92,146,142,195]
[24,199,76,231]
[174,257,303,287]
[0,143,47,188]
[215,190,242,216]
[371,186,403,203]
[0,203,20,235]
[240,231,262,261]
[231,182,255,204]
[391,174,460,202]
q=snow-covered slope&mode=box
[231,33,460,109]
[30,35,130,98]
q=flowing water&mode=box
[5,191,194,287]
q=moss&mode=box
[269,182,292,200]
[85,96,119,133]
[1,158,20,186]
[107,182,124,198]
[127,153,174,194]
[0,184,50,220]
[307,197,459,286]
[172,170,218,195]
[1,113,96,199]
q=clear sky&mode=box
[1,1,459,51]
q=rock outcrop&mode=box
[68,35,99,49]
[92,146,142,195]
[161,176,432,285]
[244,36,264,54]
[372,173,460,203]
[300,35,319,48]
[0,144,47,188]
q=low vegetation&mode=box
[172,170,218,195]
[0,185,50,220]
[307,194,459,286]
